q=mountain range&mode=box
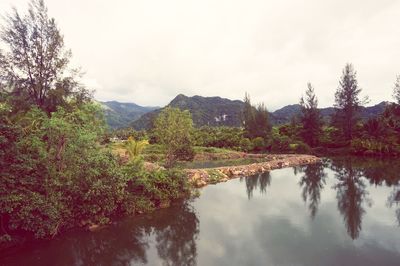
[100,101,158,129]
[100,95,390,130]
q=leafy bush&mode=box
[291,141,312,154]
[0,103,194,242]
[123,162,191,211]
[193,126,244,150]
[351,138,400,156]
[240,138,253,152]
[0,104,128,239]
[252,137,265,151]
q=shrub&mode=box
[252,137,265,151]
[240,138,253,152]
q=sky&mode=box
[1,0,400,110]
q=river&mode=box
[1,157,400,265]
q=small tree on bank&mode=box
[300,83,322,147]
[154,107,194,167]
[333,63,366,142]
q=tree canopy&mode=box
[334,64,366,141]
[0,0,89,114]
[154,107,195,167]
[300,83,322,147]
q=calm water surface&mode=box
[2,157,400,266]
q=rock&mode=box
[184,154,321,187]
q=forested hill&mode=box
[131,94,244,130]
[100,101,158,129]
[104,95,390,130]
[271,101,390,124]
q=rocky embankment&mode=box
[186,154,321,187]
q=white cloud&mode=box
[1,0,400,109]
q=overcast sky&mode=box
[1,0,400,110]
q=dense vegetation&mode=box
[0,0,192,245]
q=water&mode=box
[2,157,400,266]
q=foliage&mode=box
[319,126,341,148]
[122,161,192,212]
[0,103,194,241]
[193,126,244,150]
[349,103,400,156]
[242,93,272,139]
[290,141,312,154]
[333,64,367,141]
[154,107,195,167]
[270,127,291,152]
[0,103,127,239]
[0,0,89,114]
[299,83,322,147]
[239,138,253,152]
[123,137,149,161]
[252,137,265,151]
[111,127,147,141]
[242,92,256,135]
[350,138,400,156]
[206,169,225,184]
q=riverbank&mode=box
[185,154,321,187]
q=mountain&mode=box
[100,101,158,129]
[131,94,244,130]
[270,101,390,124]
[127,94,391,130]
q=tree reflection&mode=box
[63,200,199,266]
[332,159,370,240]
[298,163,326,219]
[241,172,271,199]
[387,187,400,226]
[153,204,199,266]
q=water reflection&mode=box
[4,157,400,265]
[1,201,199,266]
[331,159,371,239]
[240,172,271,199]
[388,186,400,226]
[298,163,327,219]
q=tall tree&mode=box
[334,64,366,141]
[300,83,322,147]
[253,103,272,139]
[242,92,255,134]
[393,75,400,105]
[242,93,271,139]
[0,0,89,114]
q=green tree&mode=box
[253,103,272,139]
[0,0,89,114]
[393,75,400,104]
[242,93,271,139]
[300,83,322,147]
[242,92,255,135]
[334,64,367,142]
[154,107,194,167]
[0,103,127,239]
